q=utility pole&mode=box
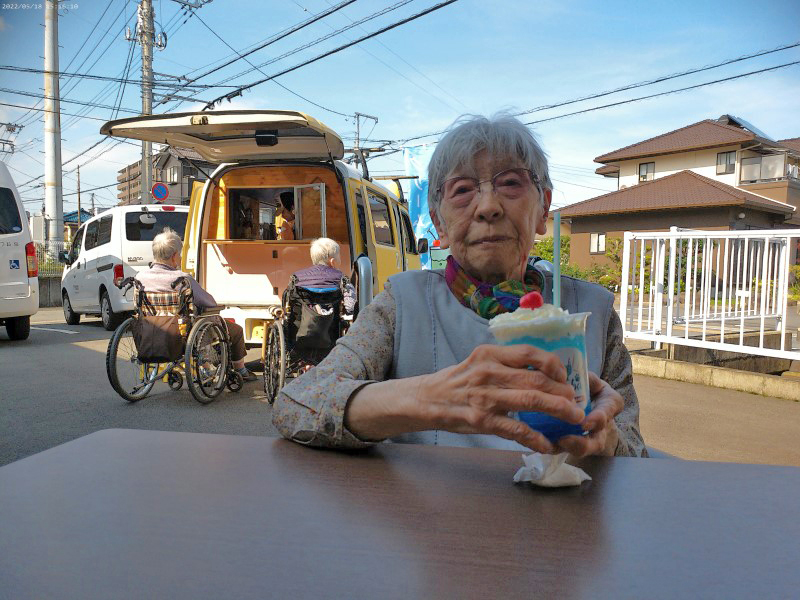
[90,193,96,215]
[43,0,64,242]
[353,112,378,174]
[76,165,81,237]
[128,0,166,205]
[139,0,154,204]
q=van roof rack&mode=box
[372,175,418,203]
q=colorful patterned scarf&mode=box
[444,255,543,319]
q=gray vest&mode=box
[387,268,614,449]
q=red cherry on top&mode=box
[519,291,544,310]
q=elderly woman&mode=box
[136,228,256,381]
[292,237,356,315]
[272,114,646,457]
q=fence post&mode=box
[665,227,677,338]
[620,232,632,337]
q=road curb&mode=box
[631,355,800,402]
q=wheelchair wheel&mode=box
[226,370,244,392]
[106,317,157,402]
[185,317,230,405]
[263,321,285,404]
[167,370,184,391]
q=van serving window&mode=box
[0,188,22,235]
[125,211,189,241]
[229,188,290,241]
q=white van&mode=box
[0,162,38,340]
[59,204,189,330]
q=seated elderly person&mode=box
[136,228,256,381]
[292,237,356,315]
[272,114,646,458]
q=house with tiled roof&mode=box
[561,115,800,268]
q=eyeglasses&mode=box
[438,168,540,209]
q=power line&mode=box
[397,42,800,144]
[188,10,351,117]
[204,0,461,109]
[0,101,111,122]
[156,0,357,106]
[312,0,470,113]
[0,65,228,88]
[205,0,419,94]
[0,86,147,115]
[516,40,800,117]
[524,60,800,126]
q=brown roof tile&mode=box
[559,170,795,218]
[594,120,756,163]
[779,137,800,153]
[595,164,619,175]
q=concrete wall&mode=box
[38,276,63,308]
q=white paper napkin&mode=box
[513,452,591,487]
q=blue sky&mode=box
[1,0,798,214]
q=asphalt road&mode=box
[1,308,278,467]
[3,308,799,468]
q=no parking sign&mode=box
[151,182,169,202]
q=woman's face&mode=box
[431,152,550,284]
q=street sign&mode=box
[151,182,169,202]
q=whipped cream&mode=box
[489,304,588,342]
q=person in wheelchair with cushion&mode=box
[136,228,256,382]
[284,238,355,371]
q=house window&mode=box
[716,151,736,175]
[166,166,179,184]
[638,162,654,182]
[590,232,606,254]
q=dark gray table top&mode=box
[1,429,799,599]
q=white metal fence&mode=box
[620,227,800,361]
[33,240,67,278]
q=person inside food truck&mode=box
[276,191,296,241]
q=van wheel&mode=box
[63,292,80,325]
[6,316,31,341]
[100,290,122,331]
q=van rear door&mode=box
[0,186,29,300]
[101,110,344,162]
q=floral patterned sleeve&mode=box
[603,308,649,457]
[271,285,398,448]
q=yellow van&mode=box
[101,110,423,345]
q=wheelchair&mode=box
[263,275,350,404]
[105,276,244,404]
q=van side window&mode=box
[96,215,113,247]
[367,191,395,246]
[399,211,418,255]
[0,188,22,235]
[84,221,99,251]
[354,189,368,254]
[69,226,85,261]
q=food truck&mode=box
[101,110,423,345]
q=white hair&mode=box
[427,112,552,217]
[152,227,183,263]
[310,237,340,266]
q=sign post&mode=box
[151,182,169,203]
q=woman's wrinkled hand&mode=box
[556,372,623,457]
[410,344,585,454]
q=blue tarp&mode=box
[403,145,437,269]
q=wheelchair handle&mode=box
[117,276,137,293]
